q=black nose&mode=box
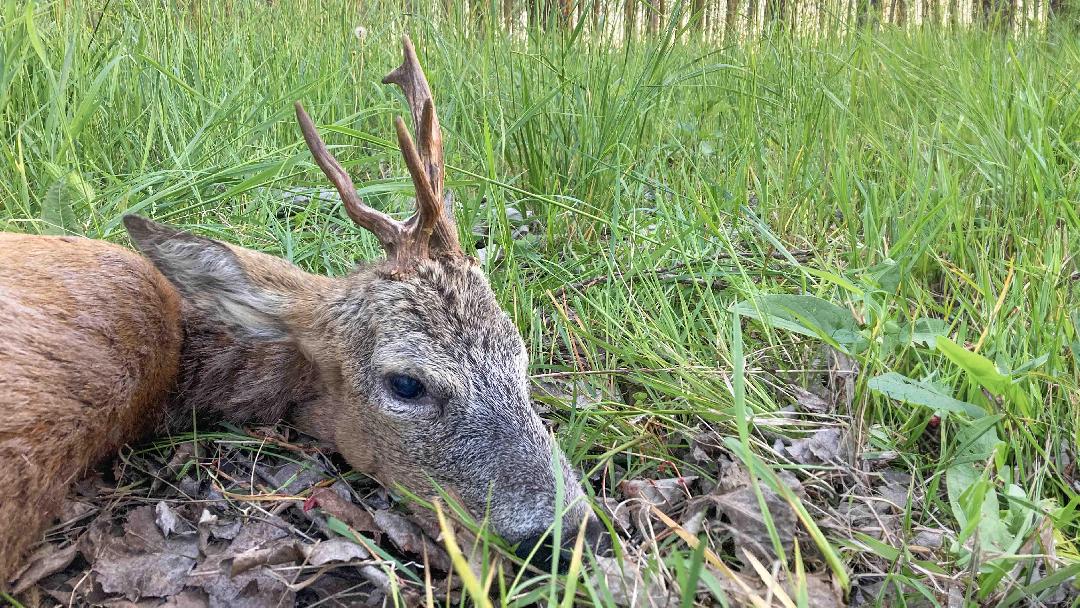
[514,517,608,572]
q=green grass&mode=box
[2,0,1078,605]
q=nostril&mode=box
[514,532,560,570]
[515,519,611,572]
[581,516,611,555]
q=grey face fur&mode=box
[323,259,591,543]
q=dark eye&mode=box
[388,374,425,400]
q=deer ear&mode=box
[123,215,288,340]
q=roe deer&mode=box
[0,35,599,585]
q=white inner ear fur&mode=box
[147,236,288,341]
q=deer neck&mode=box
[164,270,353,441]
[164,305,317,432]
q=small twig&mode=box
[550,250,809,299]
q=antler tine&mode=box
[294,102,402,250]
[393,115,440,243]
[383,36,461,255]
[382,36,442,199]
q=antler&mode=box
[383,35,461,256]
[294,34,461,276]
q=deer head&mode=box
[125,36,599,562]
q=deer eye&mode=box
[387,374,425,400]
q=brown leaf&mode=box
[226,540,304,576]
[303,538,370,566]
[694,479,798,561]
[619,477,697,511]
[226,516,290,554]
[591,555,678,607]
[783,427,844,465]
[188,520,296,608]
[788,384,832,413]
[308,487,379,535]
[95,549,196,600]
[91,507,199,600]
[12,543,79,593]
[599,497,633,535]
[372,509,452,572]
[190,552,294,608]
[155,501,186,538]
[259,462,326,495]
[57,498,97,523]
[705,565,847,608]
[161,588,210,608]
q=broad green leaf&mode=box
[23,1,47,65]
[732,294,863,352]
[936,337,1032,417]
[868,372,985,417]
[862,258,902,293]
[40,175,77,235]
[902,317,947,347]
[947,419,1012,558]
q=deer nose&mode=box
[514,517,608,572]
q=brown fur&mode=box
[0,234,182,582]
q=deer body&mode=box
[0,37,596,587]
[0,234,183,581]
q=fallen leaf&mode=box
[161,588,210,607]
[226,540,304,576]
[191,552,294,608]
[788,384,832,413]
[303,538,370,566]
[372,509,452,572]
[599,497,632,535]
[715,565,847,608]
[695,483,797,560]
[308,487,379,535]
[875,470,912,508]
[591,555,677,607]
[200,511,242,542]
[783,427,844,465]
[259,462,325,495]
[12,543,79,593]
[156,501,186,537]
[91,507,199,600]
[619,477,697,511]
[57,498,97,523]
[95,548,196,600]
[189,519,297,608]
[226,516,290,554]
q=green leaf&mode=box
[902,317,947,348]
[23,0,47,65]
[1010,353,1049,376]
[40,175,77,235]
[936,337,1032,417]
[946,420,1011,554]
[732,294,863,352]
[862,258,902,293]
[868,372,985,417]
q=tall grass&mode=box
[1,0,1078,604]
